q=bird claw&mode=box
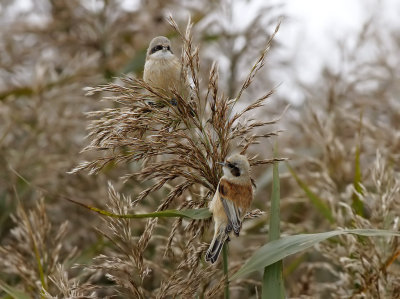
[225,224,233,234]
[233,225,241,236]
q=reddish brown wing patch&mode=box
[219,182,227,196]
[219,178,253,209]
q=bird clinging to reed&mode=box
[205,154,254,264]
[143,36,189,106]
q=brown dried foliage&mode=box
[66,16,282,297]
[0,199,79,296]
[1,0,285,297]
[282,12,400,298]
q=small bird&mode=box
[143,36,189,106]
[205,154,254,264]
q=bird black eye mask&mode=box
[151,45,163,54]
[151,45,172,54]
[227,162,241,177]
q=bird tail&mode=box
[205,226,230,264]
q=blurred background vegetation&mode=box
[1,0,399,298]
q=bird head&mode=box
[146,36,174,60]
[219,154,251,180]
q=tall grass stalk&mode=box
[262,146,285,298]
[222,243,229,299]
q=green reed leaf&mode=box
[0,279,30,299]
[262,149,285,299]
[231,229,400,281]
[286,162,335,224]
[65,197,211,220]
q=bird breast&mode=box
[218,178,253,210]
[144,57,182,93]
[209,177,253,221]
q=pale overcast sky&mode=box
[214,0,400,102]
[270,0,400,102]
[8,0,400,102]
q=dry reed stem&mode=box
[70,16,282,296]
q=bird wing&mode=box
[220,196,242,235]
[205,224,230,264]
[218,180,242,236]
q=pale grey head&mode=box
[146,36,174,60]
[221,154,251,180]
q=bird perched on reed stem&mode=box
[143,36,189,106]
[205,154,254,264]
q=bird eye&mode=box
[228,163,241,177]
[151,45,163,53]
[167,46,171,51]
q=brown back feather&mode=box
[219,178,253,210]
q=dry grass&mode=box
[1,1,400,298]
[67,16,282,297]
[0,199,77,296]
[281,12,400,298]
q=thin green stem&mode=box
[262,144,285,299]
[14,198,47,298]
[222,243,230,299]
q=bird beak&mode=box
[217,162,226,167]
